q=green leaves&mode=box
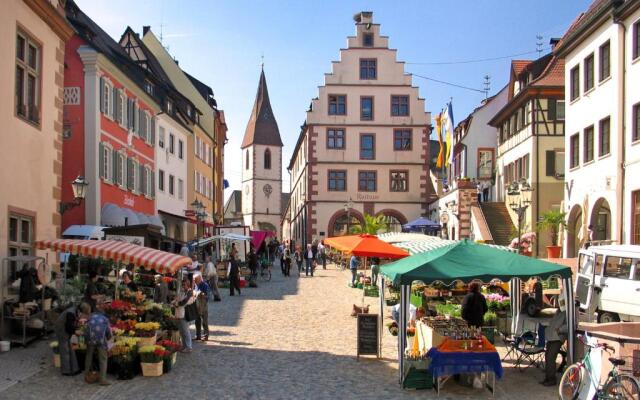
[350,213,388,235]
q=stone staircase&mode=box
[479,202,515,246]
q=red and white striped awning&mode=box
[35,239,191,274]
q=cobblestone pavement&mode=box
[0,263,558,399]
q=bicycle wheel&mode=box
[558,363,584,400]
[604,374,640,400]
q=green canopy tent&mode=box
[379,240,575,384]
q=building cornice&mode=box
[24,0,74,41]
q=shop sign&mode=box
[124,195,135,208]
[357,313,380,359]
[106,235,144,246]
[357,193,379,201]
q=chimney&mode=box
[143,26,150,36]
[549,38,560,50]
[353,11,373,24]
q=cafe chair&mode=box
[512,331,545,372]
[499,331,518,364]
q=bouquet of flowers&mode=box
[134,322,160,337]
[157,340,180,354]
[142,303,165,322]
[139,345,167,363]
[112,319,137,335]
[509,232,536,253]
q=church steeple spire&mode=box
[241,69,282,148]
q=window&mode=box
[245,149,249,169]
[115,151,125,186]
[127,158,138,192]
[359,58,377,79]
[8,213,33,281]
[169,174,174,195]
[390,171,408,192]
[178,178,184,200]
[360,97,374,120]
[178,140,184,159]
[545,150,565,177]
[99,143,112,182]
[363,33,373,47]
[327,128,345,149]
[604,257,633,279]
[358,171,376,191]
[393,130,412,150]
[599,41,610,81]
[146,166,153,197]
[328,170,346,191]
[166,99,173,114]
[264,148,272,169]
[584,53,595,92]
[158,170,165,192]
[15,31,40,124]
[570,134,580,168]
[634,20,640,60]
[158,127,165,148]
[144,80,154,96]
[391,95,409,116]
[548,99,565,120]
[570,65,580,101]
[119,91,127,127]
[328,95,346,115]
[360,134,375,160]
[169,133,175,154]
[633,190,640,244]
[478,149,494,179]
[599,117,610,156]
[584,125,594,162]
[634,103,640,142]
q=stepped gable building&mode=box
[241,68,284,237]
[284,11,431,247]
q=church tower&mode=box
[241,68,283,236]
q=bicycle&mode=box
[258,260,272,282]
[559,334,640,400]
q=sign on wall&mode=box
[106,235,145,246]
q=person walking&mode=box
[370,257,380,286]
[193,274,210,341]
[541,303,568,386]
[283,247,292,277]
[227,255,241,296]
[205,256,222,302]
[317,241,327,270]
[84,310,112,385]
[173,278,196,353]
[350,255,360,287]
[461,282,488,328]
[294,247,303,275]
[248,247,258,279]
[305,243,314,277]
[54,302,91,376]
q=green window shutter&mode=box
[133,103,138,133]
[138,164,145,195]
[545,150,555,176]
[112,149,118,183]
[548,99,557,121]
[99,77,104,113]
[127,158,134,190]
[112,86,117,119]
[150,170,155,198]
[127,99,133,130]
[98,142,105,179]
[150,117,156,145]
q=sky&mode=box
[75,0,592,201]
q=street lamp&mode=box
[190,199,207,259]
[60,176,89,214]
[343,198,354,235]
[507,179,533,254]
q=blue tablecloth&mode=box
[426,347,504,379]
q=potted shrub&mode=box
[134,322,160,346]
[50,341,60,368]
[139,345,166,377]
[537,210,567,258]
[482,311,497,344]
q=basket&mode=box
[136,333,157,347]
[163,352,177,373]
[53,354,60,368]
[141,361,163,377]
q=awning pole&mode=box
[379,276,385,358]
[564,277,575,364]
[510,278,522,335]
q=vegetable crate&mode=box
[402,367,434,390]
[363,286,379,297]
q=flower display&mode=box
[139,345,167,363]
[112,319,137,333]
[509,232,536,251]
[134,321,160,337]
[157,340,180,354]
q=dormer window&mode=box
[144,80,154,96]
[187,105,193,118]
[363,33,373,47]
[166,100,173,114]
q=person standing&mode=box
[304,244,314,277]
[173,278,196,353]
[229,243,238,260]
[54,302,91,376]
[84,270,99,312]
[283,247,292,277]
[153,275,169,304]
[294,247,303,275]
[248,247,258,279]
[122,271,138,292]
[350,255,360,287]
[84,310,112,386]
[227,255,241,296]
[541,305,568,386]
[370,257,380,286]
[193,274,210,341]
[318,241,327,270]
[461,282,488,328]
[205,256,221,302]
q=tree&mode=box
[351,213,388,235]
[536,210,567,246]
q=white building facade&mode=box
[556,0,640,256]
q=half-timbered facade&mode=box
[489,49,566,256]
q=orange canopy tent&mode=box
[324,234,409,259]
[35,239,192,275]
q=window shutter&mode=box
[127,158,134,190]
[138,109,145,139]
[139,164,145,195]
[150,117,155,145]
[150,170,155,198]
[548,99,557,120]
[99,77,105,113]
[133,103,138,133]
[127,99,133,130]
[546,150,555,176]
[112,150,118,183]
[111,86,117,119]
[98,142,105,179]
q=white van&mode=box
[575,245,640,323]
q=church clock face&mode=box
[263,184,272,198]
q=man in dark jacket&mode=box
[461,282,488,328]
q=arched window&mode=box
[264,148,271,170]
[245,149,249,170]
[383,215,403,233]
[331,214,362,237]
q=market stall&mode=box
[380,239,574,390]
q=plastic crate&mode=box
[402,368,434,390]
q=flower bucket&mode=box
[141,361,163,377]
[53,354,60,368]
[136,333,157,347]
[170,331,181,346]
[162,353,177,373]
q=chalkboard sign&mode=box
[357,313,379,359]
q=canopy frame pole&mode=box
[510,278,522,335]
[563,277,576,364]
[379,276,385,357]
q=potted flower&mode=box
[537,210,567,259]
[158,340,180,373]
[134,322,160,346]
[50,341,60,368]
[110,337,140,380]
[138,345,166,377]
[509,232,536,256]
